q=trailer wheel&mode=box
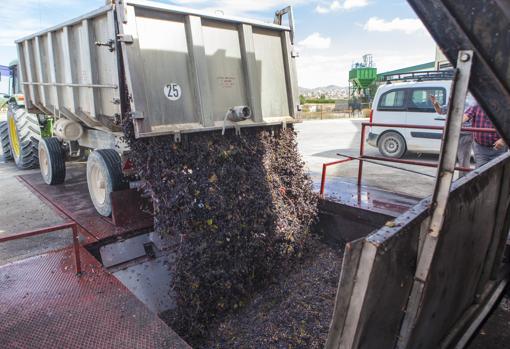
[39,137,66,185]
[0,121,12,161]
[87,149,127,217]
[6,104,41,169]
[378,131,407,159]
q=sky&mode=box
[0,0,437,88]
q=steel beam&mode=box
[397,50,473,348]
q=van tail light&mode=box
[369,109,374,125]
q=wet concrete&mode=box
[295,119,439,199]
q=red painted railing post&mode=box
[72,224,82,276]
[320,163,327,197]
[358,124,366,187]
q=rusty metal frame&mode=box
[0,222,82,275]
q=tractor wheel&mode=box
[6,104,41,169]
[0,121,12,161]
[86,149,128,217]
[39,137,66,185]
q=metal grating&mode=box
[0,246,189,349]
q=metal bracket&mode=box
[113,113,121,125]
[274,6,295,44]
[117,34,133,44]
[174,132,181,143]
[281,121,287,130]
[234,124,241,136]
[95,39,116,52]
[116,1,128,24]
[129,111,144,120]
[68,140,81,158]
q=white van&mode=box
[367,80,452,158]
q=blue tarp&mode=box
[0,65,10,80]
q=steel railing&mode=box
[0,222,82,275]
[320,122,498,196]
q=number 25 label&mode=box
[164,83,182,101]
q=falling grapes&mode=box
[123,119,318,342]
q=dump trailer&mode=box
[13,0,299,216]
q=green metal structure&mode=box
[349,54,377,95]
[349,67,377,93]
[348,54,377,110]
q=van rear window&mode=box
[379,90,406,109]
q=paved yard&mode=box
[296,118,441,198]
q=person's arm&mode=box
[430,95,445,114]
[464,106,475,122]
[494,138,506,150]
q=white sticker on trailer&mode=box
[164,83,182,101]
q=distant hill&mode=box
[299,85,349,99]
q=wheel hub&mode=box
[385,138,399,153]
[90,164,107,205]
[39,146,49,178]
[8,116,20,158]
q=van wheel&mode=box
[378,131,406,158]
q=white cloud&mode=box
[343,0,369,9]
[315,0,369,14]
[298,32,332,50]
[363,17,425,35]
[297,53,356,87]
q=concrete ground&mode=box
[0,110,69,266]
[0,162,70,266]
[295,118,440,199]
[0,113,72,265]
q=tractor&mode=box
[0,60,51,169]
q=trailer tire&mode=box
[6,104,40,169]
[39,137,66,185]
[0,121,12,161]
[378,131,407,159]
[87,149,127,217]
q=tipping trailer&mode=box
[11,0,299,216]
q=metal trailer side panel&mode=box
[118,1,298,138]
[201,20,249,122]
[405,161,508,348]
[16,6,120,132]
[16,1,298,138]
[326,153,510,349]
